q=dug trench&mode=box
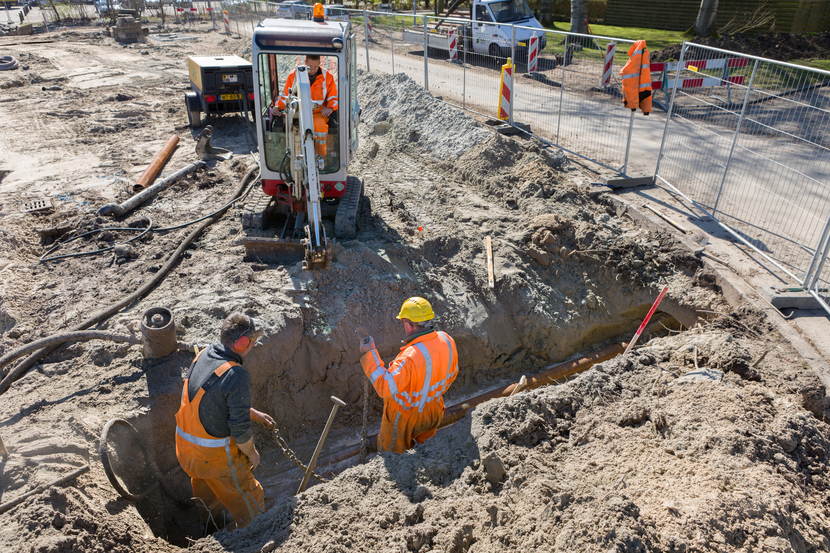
[98,68,706,542]
[1,68,829,553]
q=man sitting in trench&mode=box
[359,297,459,453]
[174,312,276,528]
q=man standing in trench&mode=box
[175,312,275,528]
[359,297,459,453]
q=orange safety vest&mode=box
[620,40,652,115]
[174,353,241,480]
[361,330,459,414]
[275,67,339,112]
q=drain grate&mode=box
[21,198,53,213]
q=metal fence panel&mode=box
[655,42,830,295]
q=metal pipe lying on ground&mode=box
[133,135,180,191]
[98,160,206,218]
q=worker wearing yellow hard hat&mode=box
[359,297,459,453]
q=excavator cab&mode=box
[243,5,362,269]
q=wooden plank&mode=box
[484,236,495,289]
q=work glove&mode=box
[359,335,376,354]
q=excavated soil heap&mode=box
[194,321,830,553]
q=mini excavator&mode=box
[242,3,362,269]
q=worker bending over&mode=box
[273,55,339,158]
[175,313,275,528]
[360,297,459,453]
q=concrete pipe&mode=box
[140,307,177,359]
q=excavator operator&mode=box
[359,297,460,453]
[272,54,339,158]
[174,312,275,529]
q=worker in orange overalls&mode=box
[359,297,459,453]
[620,39,652,115]
[273,54,339,158]
[174,313,275,529]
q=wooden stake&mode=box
[484,236,495,289]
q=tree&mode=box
[569,0,587,35]
[694,0,719,36]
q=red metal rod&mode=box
[623,286,669,356]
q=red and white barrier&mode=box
[222,9,230,34]
[498,57,513,121]
[600,42,616,87]
[652,75,745,90]
[448,27,458,62]
[527,34,539,73]
[650,57,749,90]
[650,57,749,73]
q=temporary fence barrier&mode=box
[654,42,830,313]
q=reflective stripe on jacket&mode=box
[620,40,652,115]
[175,352,242,480]
[275,67,339,112]
[360,330,459,413]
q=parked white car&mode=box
[275,0,310,19]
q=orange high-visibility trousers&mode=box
[313,110,329,158]
[175,359,265,528]
[378,399,444,454]
[190,449,264,528]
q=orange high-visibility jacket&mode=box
[275,67,339,112]
[175,355,242,480]
[361,330,459,414]
[620,40,652,115]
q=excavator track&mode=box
[334,176,362,240]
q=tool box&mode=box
[184,55,254,128]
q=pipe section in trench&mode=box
[305,338,634,476]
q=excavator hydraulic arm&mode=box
[285,66,329,268]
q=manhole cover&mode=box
[21,198,53,213]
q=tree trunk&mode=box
[538,0,553,27]
[159,0,165,28]
[694,0,719,36]
[569,0,587,35]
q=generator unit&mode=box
[184,55,255,128]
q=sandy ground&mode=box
[0,22,828,553]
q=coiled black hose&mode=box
[0,166,260,396]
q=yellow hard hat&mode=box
[396,297,435,323]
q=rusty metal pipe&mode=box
[97,160,205,218]
[439,341,627,428]
[134,135,180,191]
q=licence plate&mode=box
[221,74,239,83]
[220,93,242,101]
